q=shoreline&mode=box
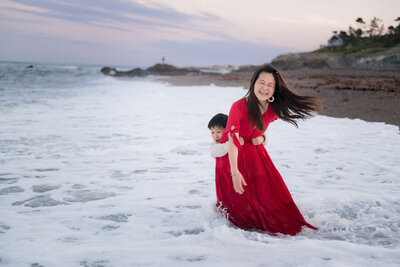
[155,67,400,128]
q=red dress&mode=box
[215,98,317,235]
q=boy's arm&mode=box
[210,136,244,158]
[210,142,230,158]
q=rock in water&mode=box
[100,63,200,77]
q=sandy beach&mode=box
[156,67,400,127]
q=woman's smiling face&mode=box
[254,72,275,103]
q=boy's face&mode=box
[210,126,224,143]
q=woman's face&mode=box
[254,72,275,103]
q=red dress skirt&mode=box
[215,98,317,235]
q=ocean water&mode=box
[0,61,399,267]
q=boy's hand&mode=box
[252,135,264,146]
[238,136,244,146]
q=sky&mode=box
[0,0,398,67]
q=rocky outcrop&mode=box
[351,48,400,67]
[271,52,332,70]
[232,65,259,73]
[101,63,200,77]
[271,47,400,70]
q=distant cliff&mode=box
[270,47,400,70]
[101,47,400,78]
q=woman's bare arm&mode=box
[228,130,247,194]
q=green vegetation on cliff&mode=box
[317,17,400,55]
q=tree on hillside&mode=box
[355,17,365,37]
[388,25,396,35]
[356,17,365,24]
[325,16,400,52]
[385,17,400,45]
[366,17,385,37]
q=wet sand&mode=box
[156,67,400,127]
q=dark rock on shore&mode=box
[146,63,196,75]
[101,63,201,77]
[100,67,146,77]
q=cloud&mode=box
[0,0,333,65]
[5,0,222,32]
[26,32,110,47]
[267,14,344,28]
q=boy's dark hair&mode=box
[208,113,228,129]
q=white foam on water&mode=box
[0,75,399,266]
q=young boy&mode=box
[208,113,267,158]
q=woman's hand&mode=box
[238,136,244,146]
[252,135,265,146]
[232,171,247,194]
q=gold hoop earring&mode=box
[268,96,275,103]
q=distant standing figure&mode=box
[162,56,165,64]
[215,64,320,235]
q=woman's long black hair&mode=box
[246,64,320,130]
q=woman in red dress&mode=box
[215,64,319,235]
